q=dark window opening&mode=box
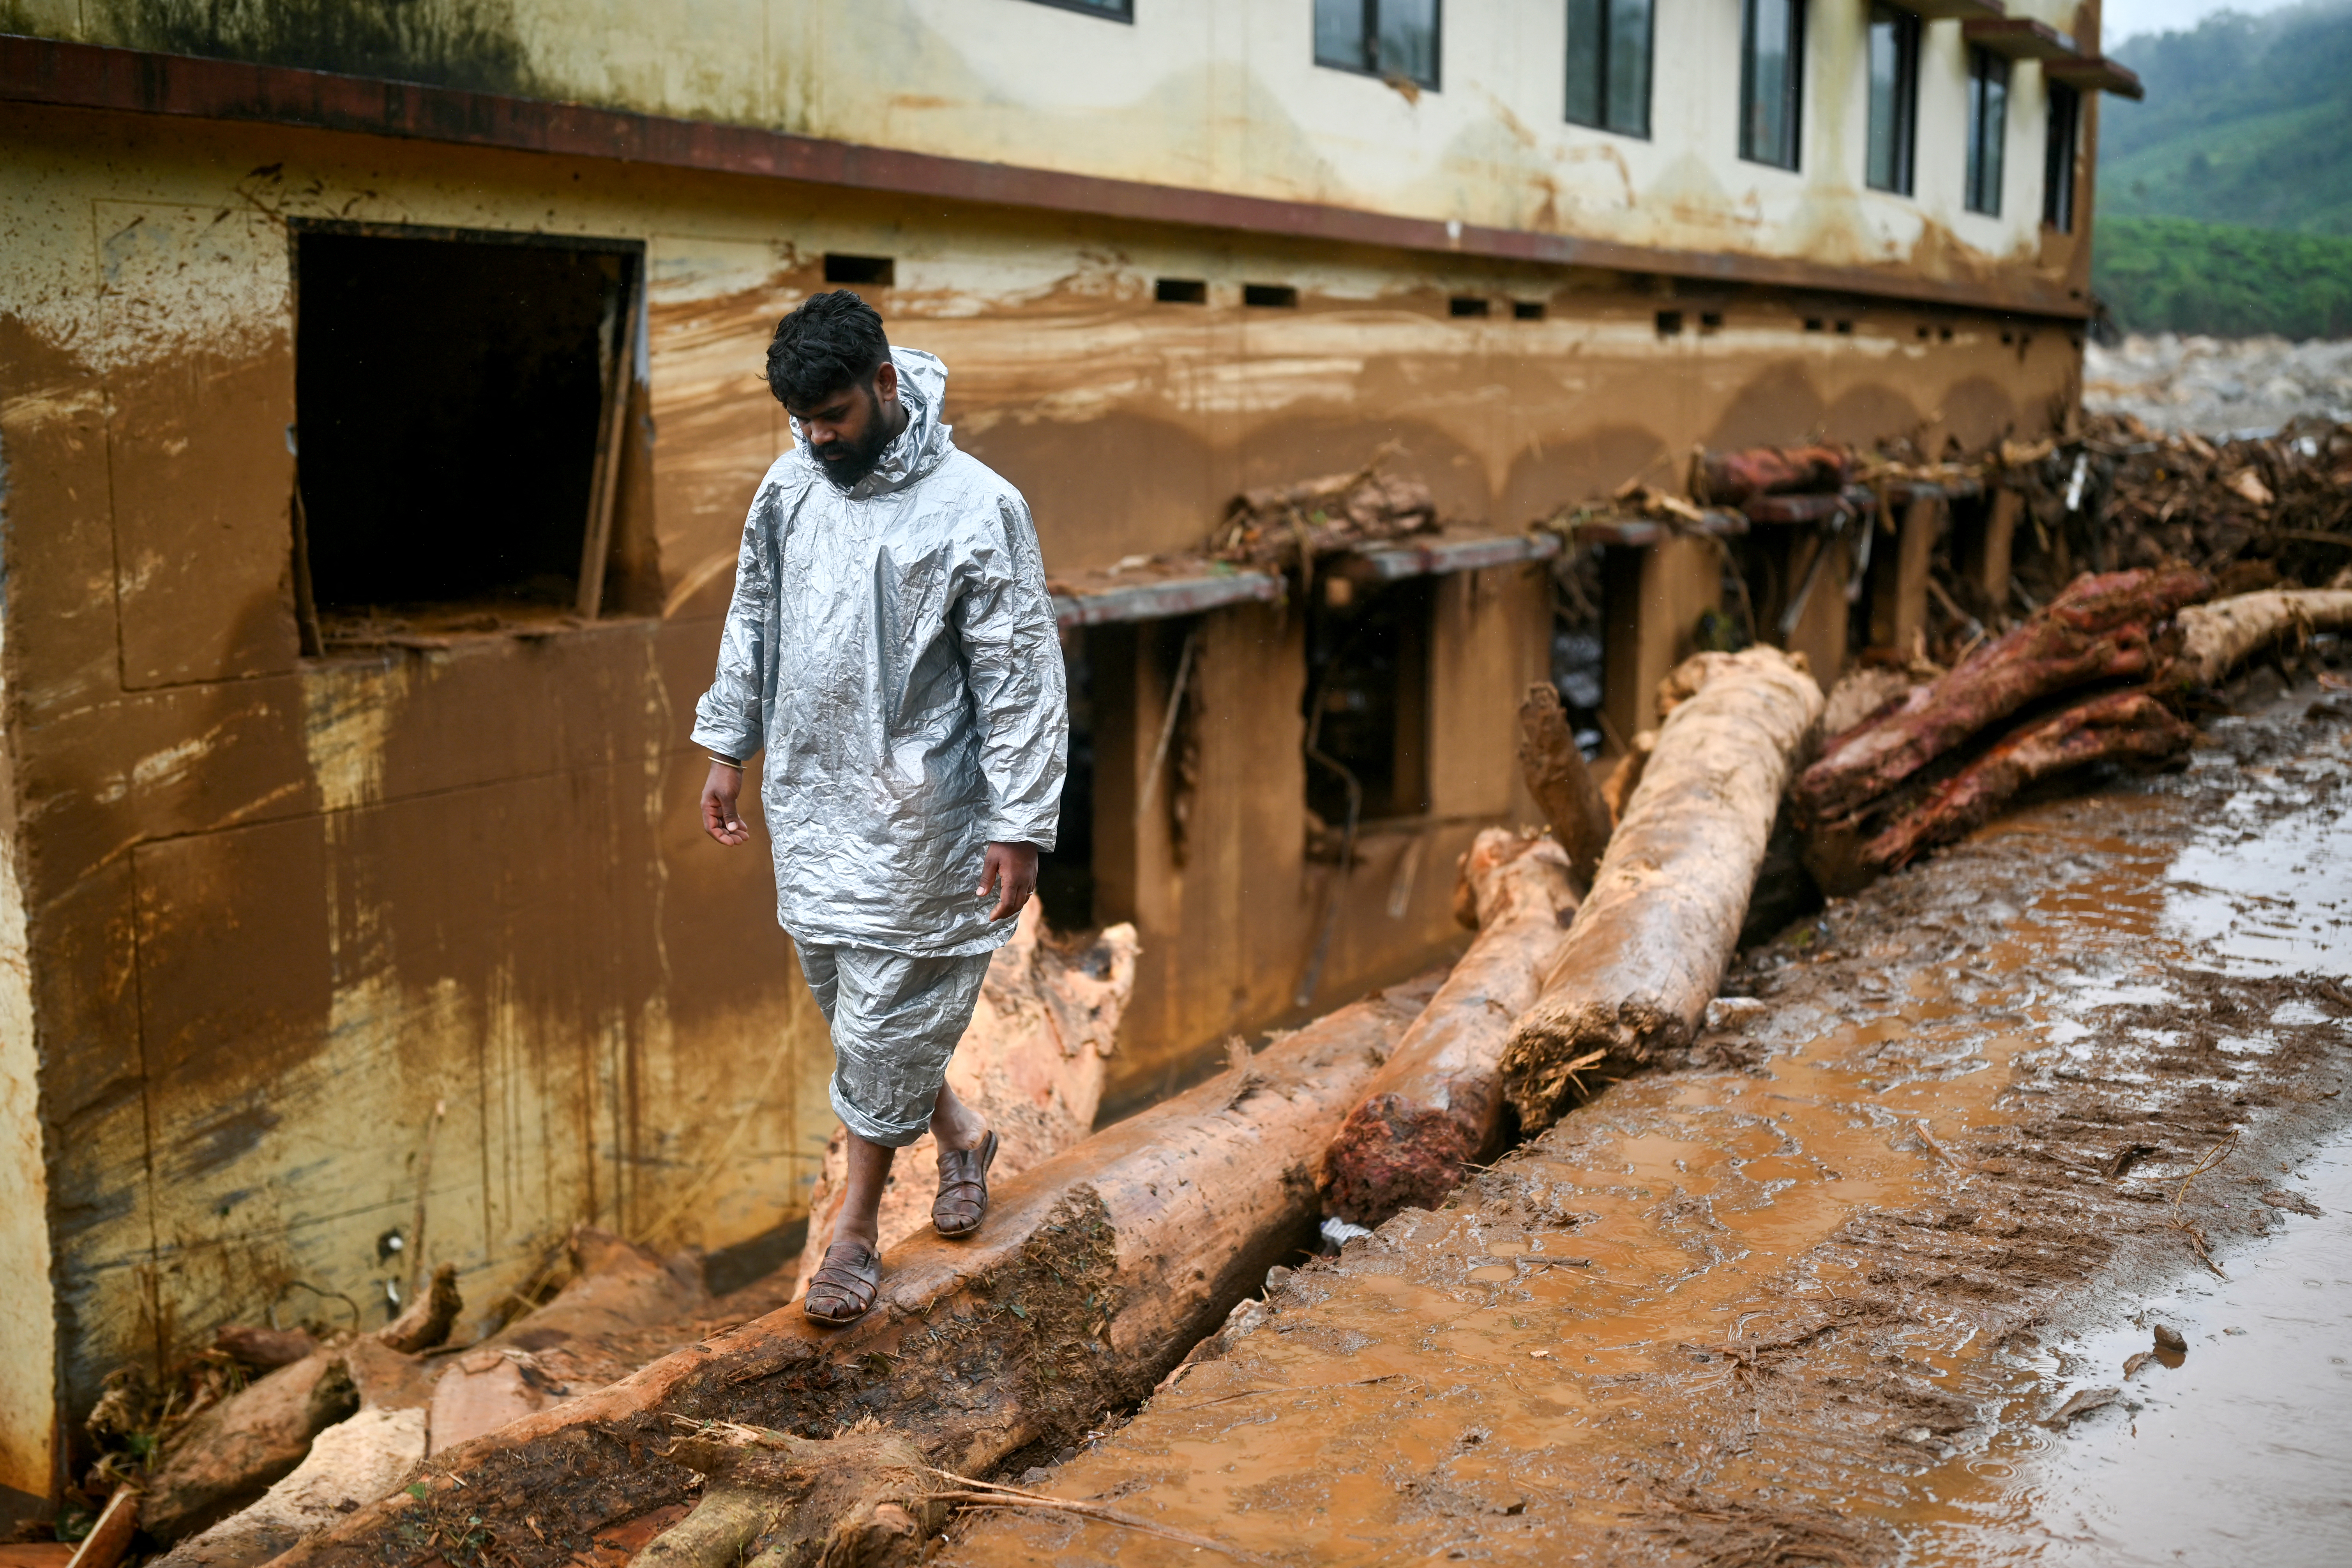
[1019,0,1133,18]
[1550,543,1606,760]
[1739,0,1805,170]
[1244,283,1300,308]
[2043,80,2079,231]
[1865,2,1919,195]
[1938,325,1954,341]
[1700,311,1725,330]
[823,253,895,285]
[1834,318,1854,334]
[1514,300,1547,320]
[1916,323,1931,338]
[292,226,638,633]
[1803,316,1825,332]
[1965,46,2009,216]
[1566,0,1653,138]
[1314,0,1441,90]
[1037,626,1097,933]
[1656,309,1684,336]
[1155,277,1209,303]
[1449,295,1491,317]
[1305,577,1433,831]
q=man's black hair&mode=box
[765,290,891,411]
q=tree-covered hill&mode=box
[2099,1,2352,236]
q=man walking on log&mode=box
[693,291,1067,1325]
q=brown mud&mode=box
[936,685,2352,1566]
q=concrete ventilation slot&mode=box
[1514,299,1546,320]
[822,253,894,284]
[1449,295,1490,317]
[1154,277,1208,303]
[290,225,641,643]
[1656,309,1685,336]
[1243,283,1299,307]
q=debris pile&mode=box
[2085,333,2352,436]
[1211,451,1438,569]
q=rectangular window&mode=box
[2043,80,2080,231]
[1965,46,2009,215]
[292,225,641,635]
[1865,3,1918,195]
[1566,0,1653,139]
[1314,0,1441,90]
[1739,0,1805,170]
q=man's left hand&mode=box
[976,841,1040,921]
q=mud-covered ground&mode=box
[936,683,2352,1567]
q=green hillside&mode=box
[2093,215,2352,337]
[2100,1,2352,235]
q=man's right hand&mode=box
[701,761,752,846]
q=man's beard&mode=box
[814,390,893,490]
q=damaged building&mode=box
[0,0,2139,1509]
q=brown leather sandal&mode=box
[932,1129,999,1238]
[803,1241,881,1325]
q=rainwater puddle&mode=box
[1902,1123,2352,1568]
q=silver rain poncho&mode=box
[691,348,1067,956]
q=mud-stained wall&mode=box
[0,97,2080,1488]
[9,0,2101,305]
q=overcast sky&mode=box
[2103,0,2311,42]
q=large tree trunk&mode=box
[1863,692,2196,872]
[1515,685,1612,884]
[137,1351,360,1543]
[1502,649,1823,1131]
[1793,567,2211,827]
[791,908,1139,1296]
[633,1420,943,1568]
[265,974,1442,1568]
[2160,587,2352,690]
[1320,832,1579,1226]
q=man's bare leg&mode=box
[930,1079,989,1153]
[830,1131,895,1253]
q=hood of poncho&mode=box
[786,347,955,499]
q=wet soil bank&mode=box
[936,688,2352,1566]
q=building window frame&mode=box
[1015,0,1134,20]
[1566,0,1654,139]
[1864,2,1918,195]
[1314,0,1443,91]
[1965,45,2009,216]
[2042,79,2080,231]
[1739,0,1806,171]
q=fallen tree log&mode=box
[1793,567,2211,827]
[792,907,1139,1296]
[1320,831,1579,1226]
[138,1351,358,1543]
[153,1410,428,1568]
[1515,685,1612,885]
[2158,586,2352,690]
[635,1420,941,1568]
[1863,691,2195,872]
[265,974,1442,1568]
[1501,648,1823,1132]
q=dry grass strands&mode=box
[1502,649,1823,1131]
[2170,1131,2239,1279]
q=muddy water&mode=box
[939,704,2352,1566]
[1903,1127,2352,1566]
